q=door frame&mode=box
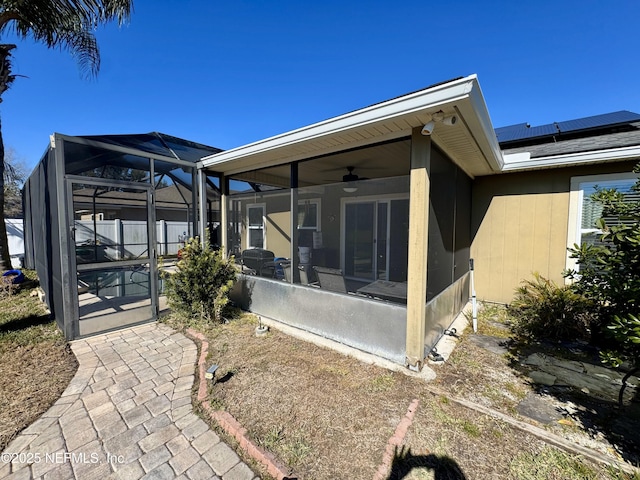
[66,175,158,335]
[340,193,409,281]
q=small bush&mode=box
[565,165,640,380]
[162,236,236,324]
[508,273,595,342]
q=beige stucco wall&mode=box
[471,160,637,304]
[236,194,292,258]
[265,210,291,258]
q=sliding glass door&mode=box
[343,197,408,282]
[344,202,376,279]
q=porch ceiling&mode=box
[200,75,504,179]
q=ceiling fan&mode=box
[342,166,366,193]
[343,166,367,182]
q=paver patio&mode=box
[0,322,258,480]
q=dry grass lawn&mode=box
[4,269,637,478]
[0,273,78,451]
[165,310,638,480]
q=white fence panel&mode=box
[75,220,121,260]
[74,219,189,260]
[165,222,190,255]
[6,219,24,268]
[121,220,148,259]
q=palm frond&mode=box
[0,0,133,77]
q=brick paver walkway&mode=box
[0,323,258,480]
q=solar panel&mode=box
[496,110,640,144]
[556,110,640,133]
[494,123,528,142]
[495,123,556,142]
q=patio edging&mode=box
[186,328,296,480]
[373,398,420,480]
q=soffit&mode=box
[233,140,412,188]
[200,75,503,179]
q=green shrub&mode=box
[162,236,236,324]
[508,273,595,342]
[564,164,640,404]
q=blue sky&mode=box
[2,1,639,171]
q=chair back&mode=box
[313,266,347,293]
[241,248,275,276]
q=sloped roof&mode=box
[498,111,640,171]
[200,75,504,178]
[496,110,640,145]
[78,132,222,163]
[503,121,640,159]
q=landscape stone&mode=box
[529,370,556,386]
[517,392,563,424]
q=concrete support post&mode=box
[405,128,431,369]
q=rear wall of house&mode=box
[471,160,637,304]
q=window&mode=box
[297,199,320,230]
[567,172,638,270]
[247,204,265,249]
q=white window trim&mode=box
[566,172,638,275]
[246,203,266,249]
[297,198,321,231]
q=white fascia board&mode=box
[199,75,478,169]
[501,145,640,171]
[465,80,504,171]
[502,152,531,164]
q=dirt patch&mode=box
[165,312,635,480]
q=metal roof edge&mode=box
[54,133,197,167]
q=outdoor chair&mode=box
[274,258,290,280]
[240,248,276,277]
[312,266,347,293]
